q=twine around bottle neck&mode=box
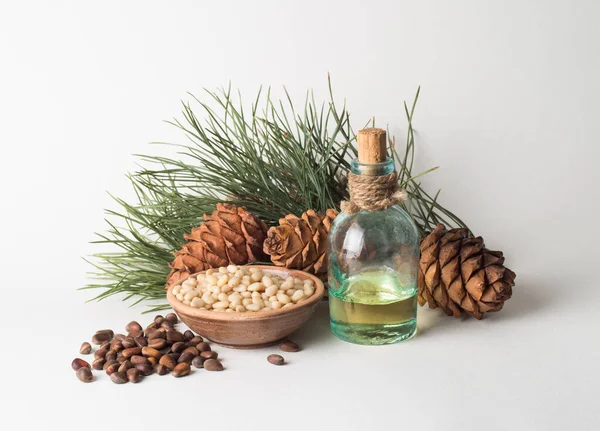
[340,171,407,214]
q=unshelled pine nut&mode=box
[79,342,92,355]
[280,340,300,352]
[76,367,94,383]
[110,372,128,384]
[127,368,141,383]
[172,362,191,377]
[267,354,285,366]
[71,358,90,371]
[203,359,224,371]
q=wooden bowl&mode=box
[166,266,325,349]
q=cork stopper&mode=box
[357,128,387,164]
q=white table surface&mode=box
[2,273,597,431]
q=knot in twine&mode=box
[340,171,407,214]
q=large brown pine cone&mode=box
[263,209,338,275]
[418,224,516,319]
[166,203,268,288]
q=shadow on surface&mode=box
[289,274,562,342]
[288,301,335,347]
[417,273,562,336]
[487,273,564,321]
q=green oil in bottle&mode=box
[329,268,417,345]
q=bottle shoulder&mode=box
[331,205,418,232]
[329,205,419,247]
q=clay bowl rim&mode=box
[166,265,325,321]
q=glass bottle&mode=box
[328,128,420,345]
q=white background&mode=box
[1,1,598,430]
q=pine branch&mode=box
[83,81,467,310]
[83,82,354,309]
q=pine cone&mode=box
[166,203,268,287]
[263,209,338,275]
[418,224,516,319]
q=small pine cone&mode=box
[166,203,268,287]
[263,209,338,275]
[418,224,516,319]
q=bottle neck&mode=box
[350,157,395,176]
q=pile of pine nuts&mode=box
[172,266,316,312]
[72,314,224,384]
